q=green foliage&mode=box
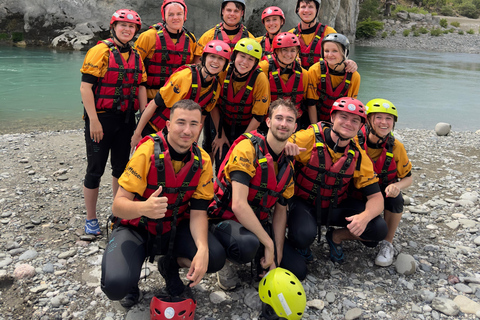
[403,29,411,36]
[458,29,465,34]
[450,21,461,27]
[381,31,388,38]
[0,33,8,40]
[439,18,448,28]
[467,28,475,34]
[443,29,450,33]
[440,5,455,15]
[358,0,382,21]
[419,26,429,33]
[430,28,443,36]
[457,2,480,18]
[392,5,429,15]
[356,18,384,39]
[413,30,420,36]
[390,30,397,36]
[424,0,448,9]
[474,0,480,9]
[411,24,417,31]
[448,27,456,32]
[12,32,23,42]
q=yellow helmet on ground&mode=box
[233,38,263,60]
[365,98,398,122]
[258,268,306,320]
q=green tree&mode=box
[356,18,384,38]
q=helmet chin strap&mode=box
[111,29,128,47]
[330,128,351,153]
[367,125,388,148]
[275,54,293,73]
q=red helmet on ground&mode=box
[331,97,367,123]
[262,6,285,23]
[110,9,142,30]
[161,0,188,22]
[272,32,300,50]
[150,295,196,320]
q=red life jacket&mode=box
[259,34,273,58]
[266,55,305,116]
[295,122,359,208]
[218,66,262,131]
[357,127,397,188]
[315,59,352,122]
[213,23,249,48]
[144,24,195,90]
[293,23,326,69]
[150,64,218,130]
[120,133,203,235]
[208,131,294,222]
[94,39,143,114]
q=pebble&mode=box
[394,253,416,275]
[434,122,451,136]
[345,308,363,320]
[453,295,480,314]
[432,297,460,316]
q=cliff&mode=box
[0,0,360,50]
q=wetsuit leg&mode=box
[212,220,260,264]
[110,114,136,178]
[101,225,147,300]
[287,197,318,249]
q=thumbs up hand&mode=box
[142,186,168,219]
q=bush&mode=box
[430,28,442,36]
[12,32,23,42]
[440,5,455,16]
[467,28,475,34]
[448,27,455,32]
[381,31,388,38]
[457,2,480,19]
[403,29,411,36]
[474,0,480,9]
[411,25,417,31]
[390,30,397,36]
[439,18,448,28]
[443,29,450,33]
[450,21,461,27]
[392,4,429,15]
[419,26,429,34]
[358,0,382,21]
[356,18,384,39]
[458,29,465,34]
[0,33,8,40]
[413,31,420,36]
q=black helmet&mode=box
[295,0,321,22]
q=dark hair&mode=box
[268,98,298,119]
[223,1,244,11]
[170,99,202,116]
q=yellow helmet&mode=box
[366,98,398,122]
[233,38,263,61]
[258,268,306,320]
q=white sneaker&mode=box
[216,261,240,291]
[375,240,394,267]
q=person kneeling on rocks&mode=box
[101,100,226,308]
[356,98,413,267]
[208,99,307,291]
[285,97,388,264]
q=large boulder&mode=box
[0,0,360,50]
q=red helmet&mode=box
[161,0,188,22]
[150,295,196,320]
[262,6,285,22]
[203,40,232,61]
[272,32,300,50]
[331,97,367,123]
[110,9,142,30]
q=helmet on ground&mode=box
[295,0,321,20]
[258,268,306,320]
[221,0,246,21]
[202,40,232,71]
[161,0,187,22]
[233,38,263,61]
[272,32,300,50]
[366,98,398,122]
[262,6,285,23]
[110,9,142,31]
[322,33,350,58]
[150,295,196,320]
[331,97,367,123]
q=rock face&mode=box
[0,0,360,50]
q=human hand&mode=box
[142,186,167,219]
[260,244,275,270]
[344,59,358,73]
[212,134,230,159]
[186,249,209,287]
[345,214,368,237]
[284,142,306,156]
[385,184,400,198]
[130,131,142,154]
[90,118,103,143]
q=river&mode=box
[0,45,479,134]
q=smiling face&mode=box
[322,42,345,67]
[166,107,202,153]
[297,1,317,23]
[263,16,283,35]
[234,52,256,74]
[164,3,185,33]
[267,104,297,142]
[275,47,299,66]
[204,53,227,75]
[112,21,137,44]
[222,2,244,28]
[331,111,363,139]
[369,113,395,137]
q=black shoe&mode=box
[325,228,345,264]
[158,256,185,296]
[120,287,142,308]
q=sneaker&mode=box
[120,287,142,308]
[375,240,394,267]
[325,228,344,264]
[85,218,101,235]
[297,247,314,263]
[158,256,185,296]
[216,261,240,291]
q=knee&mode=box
[287,203,317,248]
[207,236,227,273]
[84,174,101,189]
[101,277,132,301]
[213,220,260,264]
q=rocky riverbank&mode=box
[1,128,480,319]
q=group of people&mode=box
[79,0,413,318]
